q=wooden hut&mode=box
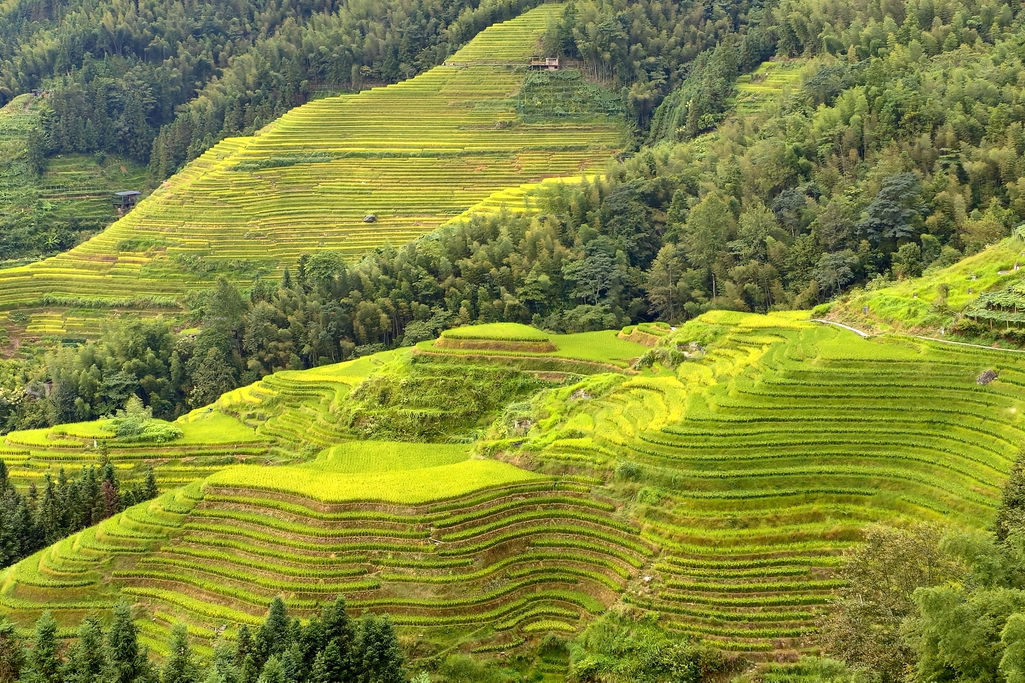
[112,191,141,215]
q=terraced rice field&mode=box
[734,60,805,114]
[1,410,271,491]
[4,313,1021,658]
[0,5,624,316]
[0,95,147,251]
[0,458,649,655]
[523,311,1025,653]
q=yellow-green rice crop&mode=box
[205,459,545,504]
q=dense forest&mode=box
[0,453,158,568]
[4,0,549,171]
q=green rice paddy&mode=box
[3,313,1022,658]
[837,236,1025,332]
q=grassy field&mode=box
[312,441,470,473]
[422,324,650,372]
[504,310,1025,653]
[207,458,544,503]
[1,409,270,491]
[0,5,625,338]
[442,323,552,341]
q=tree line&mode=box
[0,598,409,683]
[0,459,158,568]
[5,0,774,182]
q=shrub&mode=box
[108,396,183,443]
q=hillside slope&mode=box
[0,5,623,315]
[831,234,1025,336]
[0,95,146,263]
[2,315,1022,662]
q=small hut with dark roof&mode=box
[112,190,141,215]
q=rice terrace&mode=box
[3,0,1025,681]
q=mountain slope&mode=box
[0,5,624,313]
[0,94,147,264]
[2,314,1022,660]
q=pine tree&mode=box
[255,598,291,661]
[353,616,404,683]
[309,642,347,683]
[321,599,351,645]
[201,643,240,683]
[255,658,283,683]
[0,618,24,683]
[162,624,199,683]
[144,466,159,500]
[278,646,301,683]
[62,617,106,683]
[23,612,63,683]
[104,602,151,683]
[996,452,1025,542]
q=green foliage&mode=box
[567,613,728,683]
[0,96,147,262]
[906,531,1025,683]
[108,396,183,443]
[996,452,1025,543]
[4,599,404,683]
[819,524,962,683]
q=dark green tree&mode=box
[857,174,925,249]
[23,612,62,683]
[996,452,1025,543]
[162,624,200,683]
[62,617,106,683]
[103,602,153,683]
[0,618,24,683]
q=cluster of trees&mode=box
[0,598,409,683]
[0,459,158,568]
[538,0,769,128]
[816,452,1025,683]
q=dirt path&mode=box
[813,319,1025,355]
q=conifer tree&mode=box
[255,598,292,662]
[309,643,346,683]
[201,643,240,683]
[62,617,106,683]
[103,602,153,683]
[23,612,62,683]
[144,466,159,500]
[162,625,199,683]
[353,616,404,683]
[255,658,283,683]
[0,618,24,683]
